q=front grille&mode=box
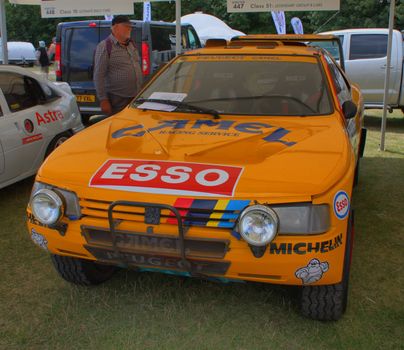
[82,226,229,259]
[80,197,250,229]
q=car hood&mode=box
[39,109,351,201]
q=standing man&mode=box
[94,15,143,116]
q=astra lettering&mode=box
[35,110,64,126]
[111,119,295,146]
[269,234,343,255]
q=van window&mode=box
[150,25,189,51]
[150,26,177,51]
[349,34,388,60]
[100,26,141,53]
[67,27,99,82]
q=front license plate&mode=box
[76,94,96,103]
[85,246,230,275]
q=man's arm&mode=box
[93,41,111,112]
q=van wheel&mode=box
[300,212,354,321]
[45,132,71,157]
[51,254,116,286]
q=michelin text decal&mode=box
[269,233,343,255]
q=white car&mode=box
[0,41,37,66]
[0,65,84,189]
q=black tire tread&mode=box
[51,254,115,286]
[301,283,345,321]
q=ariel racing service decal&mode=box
[89,159,244,197]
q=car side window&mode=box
[0,72,43,113]
[324,54,351,105]
[349,34,388,60]
[187,28,199,49]
[151,25,176,51]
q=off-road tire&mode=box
[51,254,116,286]
[300,212,354,321]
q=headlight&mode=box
[239,205,278,246]
[31,189,64,225]
[30,182,81,219]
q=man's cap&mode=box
[112,15,132,26]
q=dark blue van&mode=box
[55,20,201,122]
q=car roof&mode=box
[185,35,325,57]
[0,65,63,90]
[320,28,401,35]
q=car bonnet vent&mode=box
[229,40,280,48]
[205,39,228,48]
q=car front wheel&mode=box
[45,132,71,157]
[300,211,354,321]
[51,254,116,286]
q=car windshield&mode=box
[136,55,333,116]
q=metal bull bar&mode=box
[107,201,191,272]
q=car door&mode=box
[345,33,399,105]
[0,71,47,184]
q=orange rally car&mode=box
[27,35,366,321]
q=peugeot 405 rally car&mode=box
[27,35,366,321]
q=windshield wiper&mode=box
[134,98,221,119]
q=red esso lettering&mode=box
[337,198,348,212]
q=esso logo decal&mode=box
[90,159,244,197]
[333,191,350,220]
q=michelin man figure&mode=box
[295,258,329,284]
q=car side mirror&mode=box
[342,100,357,119]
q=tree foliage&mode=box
[2,0,403,48]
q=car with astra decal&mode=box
[0,65,84,189]
[27,35,366,321]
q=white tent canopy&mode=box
[179,12,244,45]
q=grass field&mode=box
[0,111,403,349]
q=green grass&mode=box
[0,112,403,349]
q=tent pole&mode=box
[380,0,395,151]
[175,0,181,56]
[0,0,8,64]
